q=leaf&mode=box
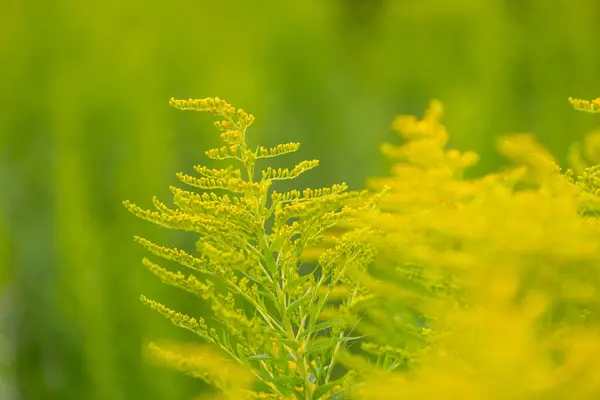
[278,338,298,349]
[247,353,272,360]
[257,290,278,305]
[298,320,339,340]
[286,288,312,313]
[307,335,364,355]
[287,274,313,291]
[336,335,365,343]
[270,234,286,253]
[307,360,319,383]
[221,331,232,349]
[241,272,262,285]
[305,338,331,354]
[271,376,305,392]
[313,320,340,334]
[329,389,348,400]
[313,378,345,399]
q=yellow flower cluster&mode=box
[146,341,253,395]
[262,160,320,181]
[258,142,301,158]
[176,171,260,194]
[302,183,348,200]
[348,100,600,399]
[140,296,211,340]
[569,96,600,113]
[169,96,255,128]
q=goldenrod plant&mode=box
[342,100,600,399]
[124,98,380,399]
[125,96,600,399]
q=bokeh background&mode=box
[1,0,599,398]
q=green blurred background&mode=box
[1,0,599,398]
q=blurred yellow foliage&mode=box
[147,341,253,398]
[350,100,600,399]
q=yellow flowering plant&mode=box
[124,97,380,399]
[125,95,600,399]
[339,99,600,399]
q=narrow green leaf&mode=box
[287,292,311,314]
[270,234,286,253]
[305,338,330,354]
[287,274,312,291]
[279,338,298,349]
[307,360,319,383]
[248,353,272,360]
[257,290,278,305]
[336,335,365,343]
[241,271,262,285]
[286,298,306,314]
[330,389,348,400]
[312,320,339,335]
[271,376,305,392]
[306,335,364,355]
[313,378,345,399]
[221,331,231,349]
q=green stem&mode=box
[325,287,358,385]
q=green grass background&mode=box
[1,0,599,398]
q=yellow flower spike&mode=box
[128,96,379,399]
[569,96,600,113]
[169,97,255,131]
